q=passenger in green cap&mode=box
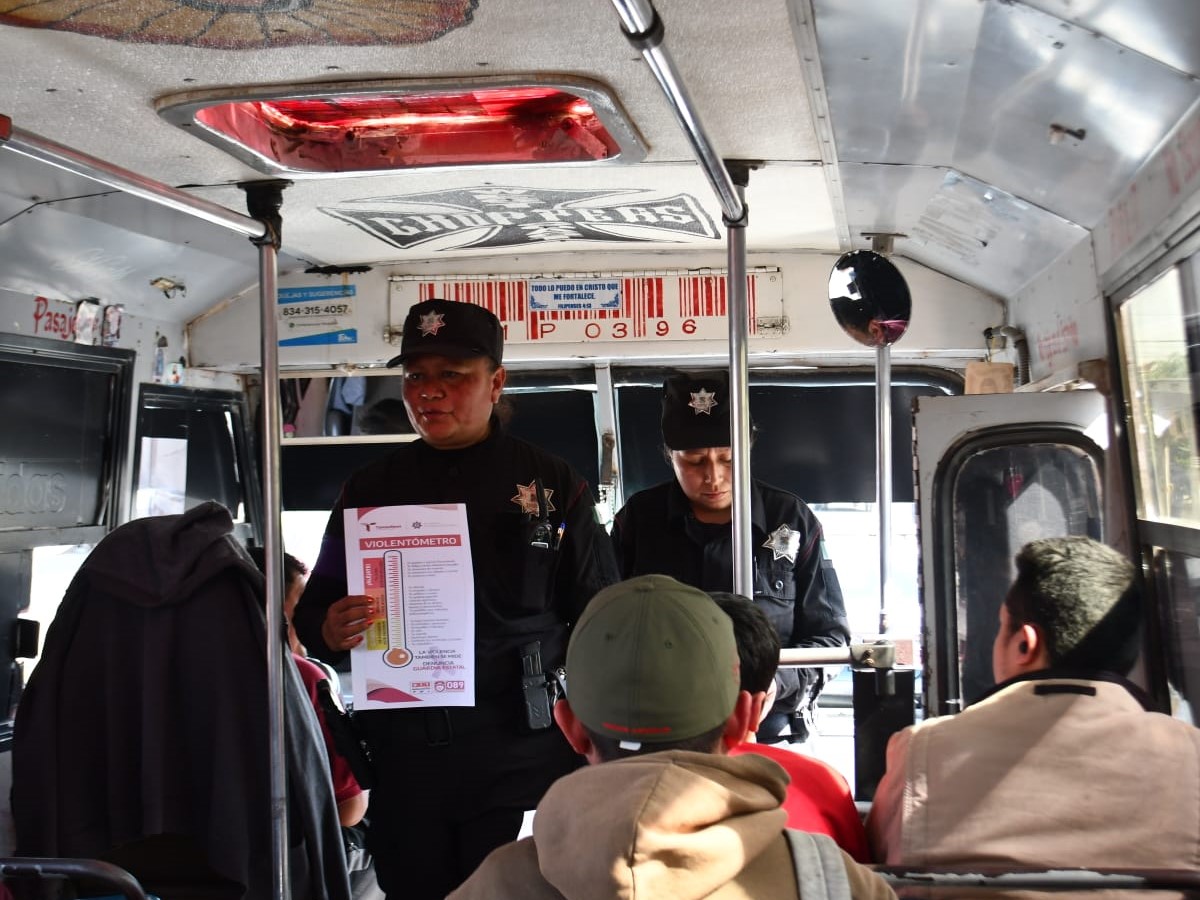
[450,574,897,900]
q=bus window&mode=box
[614,368,956,638]
[133,386,260,536]
[950,441,1103,705]
[503,370,602,503]
[277,368,604,570]
[24,544,93,674]
[1120,267,1200,526]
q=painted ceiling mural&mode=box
[0,0,476,48]
[322,186,722,252]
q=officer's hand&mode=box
[322,594,374,652]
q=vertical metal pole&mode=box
[727,177,753,598]
[243,180,290,900]
[876,343,892,634]
[258,238,290,900]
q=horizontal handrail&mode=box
[779,640,898,669]
[875,864,1200,893]
[0,114,266,240]
[0,857,151,900]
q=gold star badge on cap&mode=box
[419,311,446,336]
[688,388,718,415]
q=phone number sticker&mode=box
[279,302,354,318]
[278,284,356,322]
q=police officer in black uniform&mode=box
[610,370,850,742]
[294,299,618,899]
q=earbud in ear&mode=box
[1018,641,1029,653]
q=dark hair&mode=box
[245,545,308,589]
[582,722,726,762]
[709,592,780,694]
[1004,536,1141,674]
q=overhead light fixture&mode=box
[158,78,644,177]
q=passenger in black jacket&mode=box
[611,371,850,742]
[13,501,350,900]
[294,299,618,900]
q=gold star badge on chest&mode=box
[763,524,801,563]
[511,481,556,515]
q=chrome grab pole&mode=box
[608,0,754,594]
[877,342,892,634]
[727,180,753,598]
[242,181,291,900]
[0,117,266,240]
[257,240,290,900]
[607,0,744,223]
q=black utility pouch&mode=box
[520,640,554,731]
[316,677,378,789]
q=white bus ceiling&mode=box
[0,0,1197,380]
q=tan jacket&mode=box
[452,750,895,900]
[868,674,1200,878]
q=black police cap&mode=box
[661,370,735,451]
[385,299,504,368]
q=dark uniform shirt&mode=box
[611,478,849,713]
[293,423,618,897]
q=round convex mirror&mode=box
[828,249,911,348]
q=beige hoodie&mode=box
[450,750,895,900]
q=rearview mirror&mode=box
[828,250,911,348]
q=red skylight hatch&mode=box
[191,86,625,174]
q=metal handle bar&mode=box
[875,865,1200,893]
[0,857,151,900]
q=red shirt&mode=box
[730,742,870,862]
[294,655,363,806]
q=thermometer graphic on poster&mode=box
[365,550,412,668]
[345,503,474,710]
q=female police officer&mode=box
[610,370,850,743]
[293,299,617,899]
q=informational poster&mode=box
[344,503,475,710]
[278,284,358,347]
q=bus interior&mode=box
[1,0,1199,890]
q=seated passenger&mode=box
[868,536,1200,879]
[450,575,896,900]
[248,546,367,828]
[12,502,350,900]
[712,592,869,862]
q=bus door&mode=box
[913,391,1108,718]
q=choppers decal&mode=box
[322,186,720,252]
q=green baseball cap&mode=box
[566,574,740,747]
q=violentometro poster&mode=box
[344,503,475,710]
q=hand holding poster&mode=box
[344,503,475,710]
